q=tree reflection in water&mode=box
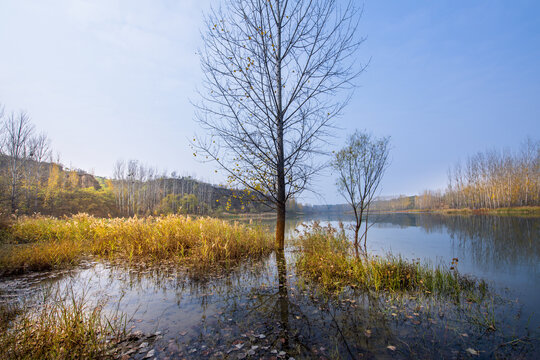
[276,249,290,351]
[2,213,538,359]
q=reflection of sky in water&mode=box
[19,251,535,359]
[284,213,540,324]
[1,213,538,358]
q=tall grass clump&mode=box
[0,214,274,275]
[0,285,127,360]
[295,222,487,299]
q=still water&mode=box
[1,213,539,359]
[285,213,540,322]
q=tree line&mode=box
[444,138,539,209]
[372,139,539,211]
[0,103,267,218]
[111,159,269,216]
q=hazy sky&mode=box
[1,0,538,204]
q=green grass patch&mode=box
[295,222,488,299]
[0,213,274,275]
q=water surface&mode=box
[1,213,538,359]
[285,213,540,323]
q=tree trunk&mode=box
[354,224,360,249]
[275,201,286,250]
[352,224,361,258]
[364,206,369,248]
[354,207,364,250]
[11,180,17,214]
[10,163,18,214]
[275,7,285,251]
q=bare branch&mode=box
[194,0,364,246]
[332,130,390,248]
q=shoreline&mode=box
[396,206,540,216]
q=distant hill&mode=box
[0,155,272,217]
[1,153,425,218]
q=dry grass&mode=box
[295,222,487,298]
[0,214,274,275]
[0,285,127,360]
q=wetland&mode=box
[0,213,539,359]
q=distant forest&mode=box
[1,106,538,218]
[293,138,540,213]
[0,107,270,217]
[369,138,539,212]
[0,153,272,218]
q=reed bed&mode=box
[0,285,127,360]
[295,222,487,298]
[0,214,274,275]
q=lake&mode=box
[285,212,540,324]
[1,213,539,359]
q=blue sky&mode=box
[0,0,538,204]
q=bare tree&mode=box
[332,130,390,250]
[195,0,364,248]
[27,133,51,164]
[3,111,34,213]
[26,133,51,211]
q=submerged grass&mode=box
[0,285,128,360]
[295,222,488,299]
[0,213,274,275]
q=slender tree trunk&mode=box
[276,201,286,250]
[355,207,364,250]
[354,224,360,249]
[10,159,19,214]
[352,206,360,250]
[353,222,362,258]
[275,11,286,250]
[10,175,17,214]
[364,205,369,248]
